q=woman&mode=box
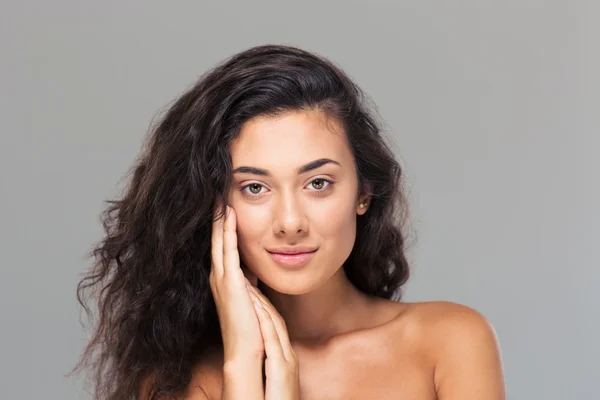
[75,44,505,399]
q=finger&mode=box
[222,206,243,280]
[248,285,295,361]
[253,296,285,361]
[211,202,226,277]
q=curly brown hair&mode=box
[73,44,412,400]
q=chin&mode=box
[258,263,339,296]
[257,275,312,295]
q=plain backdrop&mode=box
[1,1,598,399]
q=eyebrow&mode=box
[232,158,341,176]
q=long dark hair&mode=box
[74,44,412,399]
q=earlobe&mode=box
[357,184,372,215]
[357,199,369,215]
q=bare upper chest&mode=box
[192,303,439,400]
[295,329,436,400]
[194,342,436,400]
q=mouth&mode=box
[266,248,318,267]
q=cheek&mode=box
[228,189,268,240]
[311,199,357,251]
[232,203,269,259]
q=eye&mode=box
[241,179,333,199]
[241,183,267,196]
[307,178,332,191]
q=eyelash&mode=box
[240,178,334,199]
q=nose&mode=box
[272,191,309,238]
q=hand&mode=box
[210,204,264,362]
[246,282,301,400]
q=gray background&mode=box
[1,1,598,399]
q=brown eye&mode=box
[312,179,325,190]
[241,183,269,198]
[247,183,262,194]
[308,178,331,191]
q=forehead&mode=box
[230,110,353,169]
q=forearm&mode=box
[221,356,264,400]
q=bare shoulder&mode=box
[184,350,224,400]
[385,300,495,338]
[404,301,501,358]
[138,350,223,400]
[393,301,505,399]
[397,300,495,332]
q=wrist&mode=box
[223,347,264,366]
[222,354,264,400]
[223,352,264,372]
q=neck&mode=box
[260,268,377,347]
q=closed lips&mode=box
[267,248,317,255]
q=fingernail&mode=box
[225,205,230,218]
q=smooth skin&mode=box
[209,204,265,400]
[149,110,505,399]
[210,204,300,400]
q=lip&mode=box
[267,248,318,267]
[266,246,318,255]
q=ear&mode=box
[356,184,372,216]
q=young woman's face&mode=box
[228,110,368,294]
